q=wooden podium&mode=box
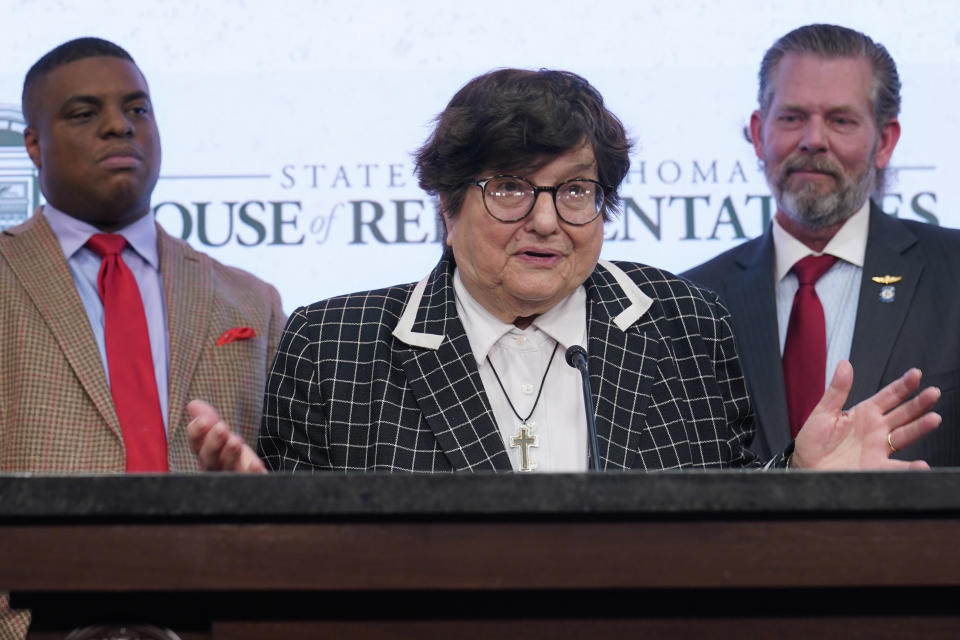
[2,471,960,639]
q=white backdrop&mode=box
[1,0,955,312]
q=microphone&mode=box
[565,345,602,471]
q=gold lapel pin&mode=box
[871,275,902,285]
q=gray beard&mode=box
[768,158,875,230]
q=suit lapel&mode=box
[158,228,210,441]
[721,231,791,456]
[394,257,512,471]
[847,206,921,405]
[0,212,120,436]
[584,262,660,471]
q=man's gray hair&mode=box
[757,23,901,128]
[756,24,901,196]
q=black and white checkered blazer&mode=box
[259,253,769,471]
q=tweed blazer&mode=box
[684,205,960,465]
[0,210,286,472]
[259,253,764,471]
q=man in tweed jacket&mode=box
[192,69,938,474]
[1,214,283,471]
[1,38,284,638]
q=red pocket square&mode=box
[216,326,257,346]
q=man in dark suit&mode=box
[684,24,960,465]
[191,67,939,475]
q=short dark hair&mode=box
[22,37,136,127]
[415,68,631,228]
[757,24,901,128]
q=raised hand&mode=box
[792,361,941,470]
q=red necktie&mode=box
[782,254,837,438]
[87,233,168,472]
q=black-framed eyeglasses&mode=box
[471,175,606,225]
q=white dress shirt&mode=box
[453,269,589,471]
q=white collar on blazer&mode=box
[392,259,653,350]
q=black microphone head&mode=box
[565,344,588,368]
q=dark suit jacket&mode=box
[683,205,960,465]
[0,210,286,472]
[259,253,775,471]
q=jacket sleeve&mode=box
[259,307,331,471]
